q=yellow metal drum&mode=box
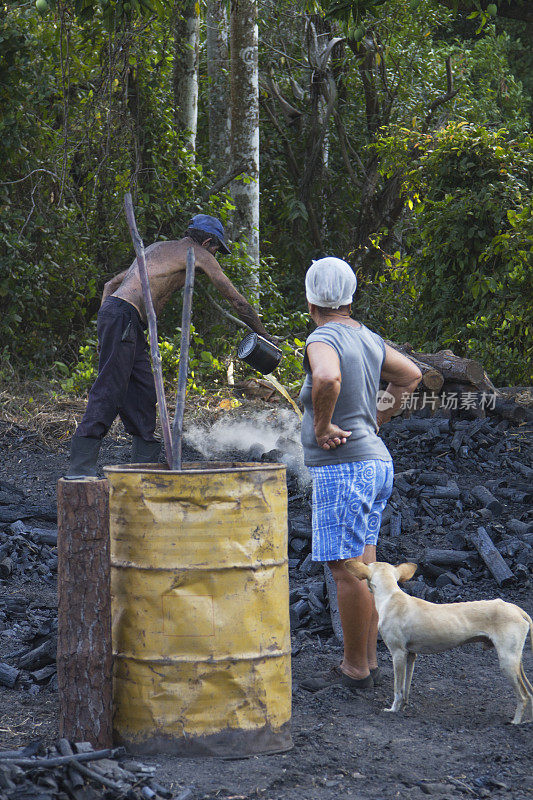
[104,462,292,756]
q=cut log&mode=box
[385,342,444,392]
[57,478,112,749]
[385,341,501,395]
[468,527,514,586]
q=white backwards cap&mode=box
[305,257,357,308]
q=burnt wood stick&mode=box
[124,192,173,466]
[390,512,402,537]
[57,479,113,749]
[58,739,84,790]
[470,486,503,515]
[67,759,125,792]
[423,549,476,567]
[324,564,343,643]
[419,471,448,486]
[171,247,195,470]
[423,483,460,500]
[0,748,126,767]
[468,527,514,586]
[18,638,56,671]
[506,519,532,537]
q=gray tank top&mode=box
[299,322,392,467]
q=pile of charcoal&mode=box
[0,519,58,585]
[0,739,188,800]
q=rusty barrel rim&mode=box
[104,461,286,475]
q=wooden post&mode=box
[57,478,113,748]
[171,246,195,470]
[124,192,173,466]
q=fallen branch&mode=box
[0,747,126,767]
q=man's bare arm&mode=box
[197,251,272,340]
[101,270,128,304]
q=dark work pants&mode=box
[74,297,157,441]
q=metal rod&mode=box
[123,193,173,467]
[171,246,195,470]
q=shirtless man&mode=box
[66,214,271,478]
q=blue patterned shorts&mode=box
[309,460,394,561]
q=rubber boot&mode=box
[131,436,162,465]
[65,436,101,479]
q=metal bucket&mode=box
[237,332,282,374]
[104,461,292,757]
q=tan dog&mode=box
[347,560,533,724]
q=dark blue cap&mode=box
[189,214,231,254]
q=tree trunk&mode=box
[173,0,199,154]
[207,0,231,176]
[230,0,260,295]
[56,478,113,749]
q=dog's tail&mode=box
[521,610,533,651]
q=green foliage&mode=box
[364,123,533,384]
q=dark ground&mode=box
[0,401,532,800]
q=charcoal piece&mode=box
[291,599,309,622]
[496,488,532,504]
[289,520,312,539]
[402,580,429,599]
[31,665,57,683]
[299,553,322,577]
[447,531,467,550]
[289,537,307,554]
[18,638,56,671]
[247,443,265,461]
[425,483,460,500]
[381,506,393,525]
[470,486,503,515]
[506,519,532,537]
[511,460,533,480]
[393,476,412,495]
[451,431,465,452]
[423,548,476,567]
[435,572,459,588]
[0,662,20,688]
[468,527,514,586]
[390,512,402,538]
[420,562,446,579]
[30,529,58,546]
[0,556,13,577]
[324,564,343,643]
[261,448,283,463]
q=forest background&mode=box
[1,0,532,400]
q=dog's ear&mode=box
[395,562,417,582]
[346,561,371,581]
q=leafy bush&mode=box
[364,123,533,384]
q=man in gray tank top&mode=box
[298,257,422,693]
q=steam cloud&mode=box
[184,408,310,486]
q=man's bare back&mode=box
[102,237,270,338]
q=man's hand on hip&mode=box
[315,423,352,451]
